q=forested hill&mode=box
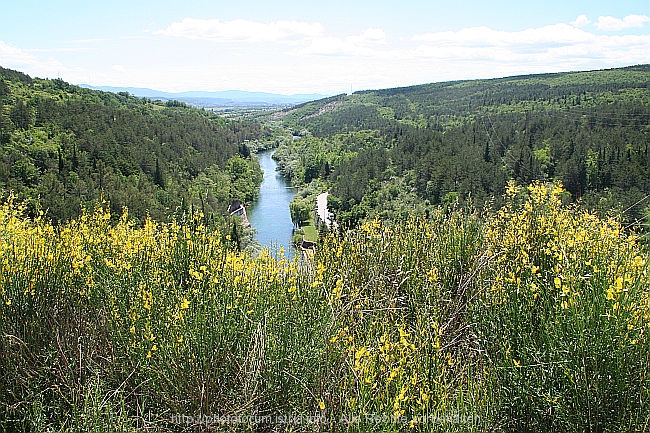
[275,65,650,227]
[0,66,264,223]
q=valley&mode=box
[0,64,649,432]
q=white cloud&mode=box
[351,28,387,45]
[4,14,650,96]
[571,14,591,28]
[0,40,38,65]
[596,14,650,31]
[404,22,650,84]
[292,28,387,56]
[154,18,324,43]
[412,24,594,47]
[0,40,73,78]
[156,18,388,58]
[408,22,650,62]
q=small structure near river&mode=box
[228,200,250,228]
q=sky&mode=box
[1,0,649,95]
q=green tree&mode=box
[10,98,32,130]
[290,196,311,227]
[153,158,166,189]
[0,110,12,144]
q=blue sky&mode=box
[1,0,649,94]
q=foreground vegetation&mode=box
[2,182,648,432]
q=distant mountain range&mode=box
[78,85,327,107]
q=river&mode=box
[247,150,297,258]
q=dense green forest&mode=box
[273,65,650,229]
[0,66,265,224]
[5,64,648,232]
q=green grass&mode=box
[301,219,319,242]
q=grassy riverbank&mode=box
[1,182,649,432]
[292,219,319,245]
[301,221,319,242]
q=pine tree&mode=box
[154,158,165,188]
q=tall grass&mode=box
[0,182,648,432]
[314,207,488,432]
[0,200,326,432]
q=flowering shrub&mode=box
[478,181,649,431]
[0,197,315,431]
[316,210,485,431]
[0,183,648,432]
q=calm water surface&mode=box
[247,150,296,258]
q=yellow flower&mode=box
[427,268,438,282]
[319,400,325,410]
[505,180,519,196]
[180,298,190,310]
[633,256,645,267]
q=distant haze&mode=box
[79,85,327,107]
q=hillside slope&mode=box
[0,67,264,223]
[274,65,650,227]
